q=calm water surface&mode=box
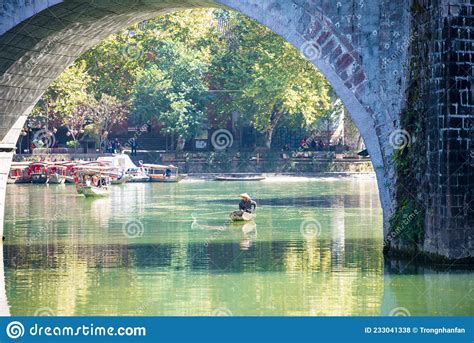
[3,177,473,316]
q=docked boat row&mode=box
[8,161,74,185]
[7,155,187,187]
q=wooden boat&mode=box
[96,155,138,184]
[46,163,68,184]
[53,162,77,184]
[47,172,65,184]
[230,211,256,222]
[215,174,266,182]
[126,167,150,183]
[110,174,130,185]
[143,164,187,183]
[74,166,111,197]
[80,185,109,197]
[77,160,128,185]
[29,162,49,184]
[8,162,32,184]
[97,155,137,173]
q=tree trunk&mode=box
[263,105,283,150]
[170,134,175,151]
[265,129,273,149]
[176,136,185,151]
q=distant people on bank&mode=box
[113,138,122,154]
[299,137,308,150]
[130,138,138,156]
[106,141,113,153]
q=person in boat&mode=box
[239,193,257,214]
[165,168,172,178]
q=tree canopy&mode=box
[32,8,339,150]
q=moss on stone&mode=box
[389,1,428,252]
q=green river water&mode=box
[3,176,473,316]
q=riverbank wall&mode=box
[12,151,373,174]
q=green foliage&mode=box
[312,99,344,146]
[32,62,91,128]
[82,94,128,149]
[210,13,332,147]
[129,40,209,140]
[31,8,339,150]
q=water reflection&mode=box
[2,178,473,316]
[0,244,10,316]
[240,222,257,250]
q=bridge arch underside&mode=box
[0,0,413,252]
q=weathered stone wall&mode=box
[424,1,473,259]
[387,0,473,260]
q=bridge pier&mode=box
[386,1,473,261]
[0,151,14,239]
[0,115,28,238]
[423,1,473,260]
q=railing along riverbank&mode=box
[12,150,374,174]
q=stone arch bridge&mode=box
[0,0,472,260]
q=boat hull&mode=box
[12,177,32,184]
[78,186,109,197]
[110,176,129,185]
[48,174,65,184]
[215,176,265,181]
[31,174,48,184]
[230,211,256,222]
[64,176,75,184]
[128,176,150,183]
[149,175,187,183]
